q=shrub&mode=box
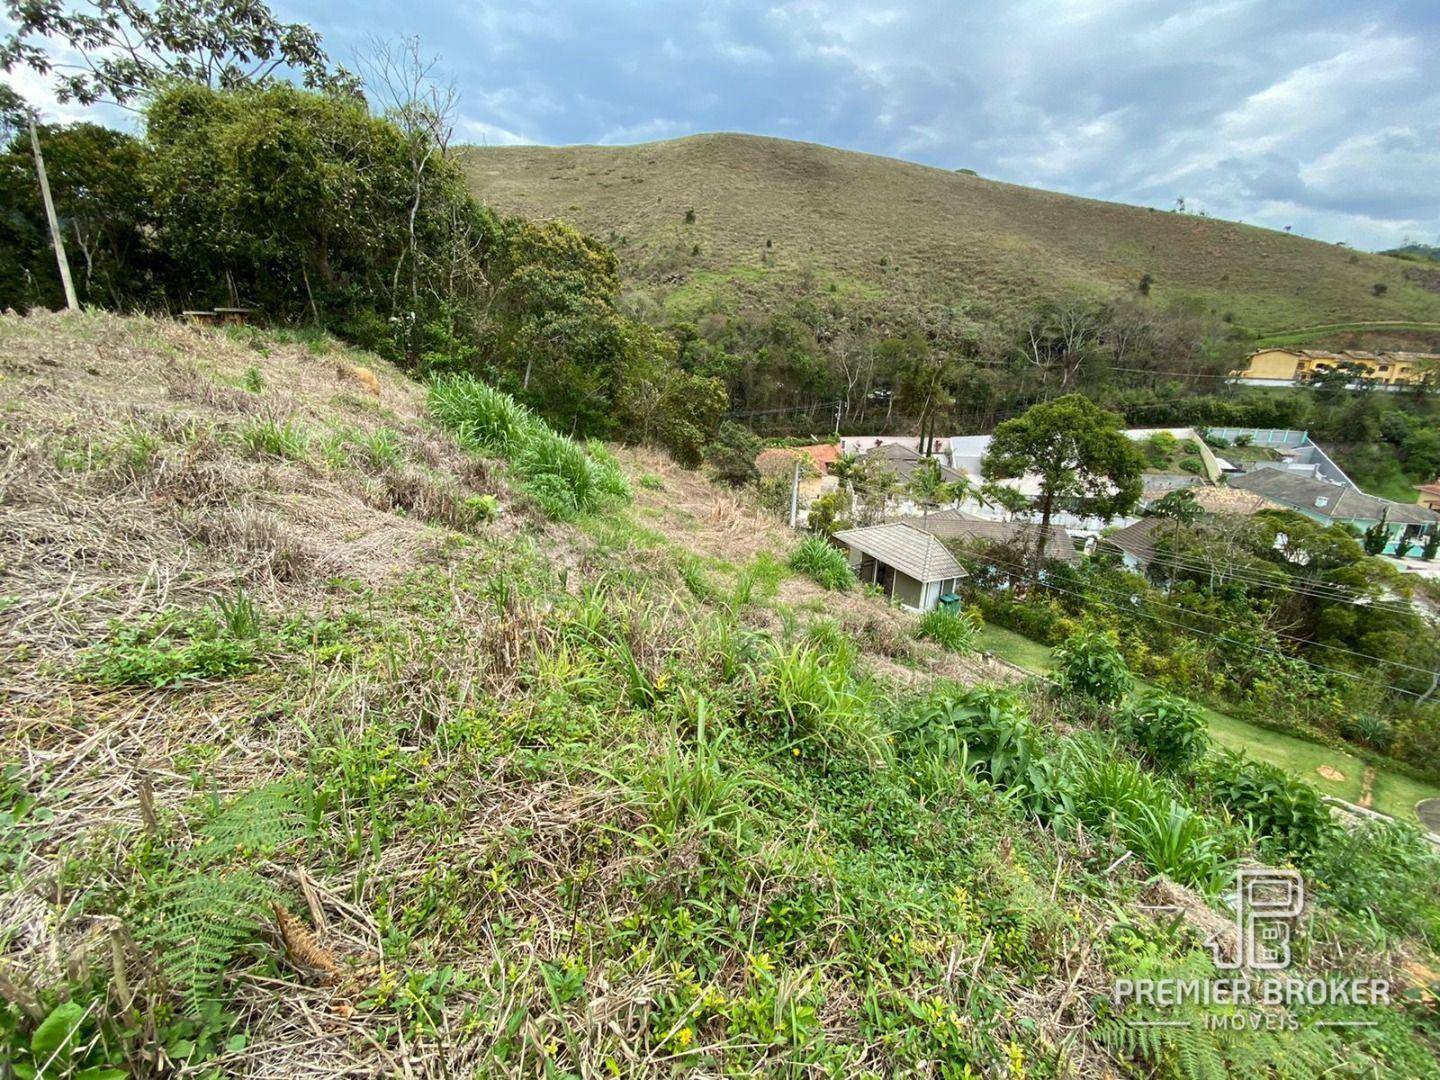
[707,422,762,487]
[1179,458,1204,475]
[1121,690,1210,773]
[915,607,981,652]
[1052,628,1132,707]
[789,536,852,591]
[1065,751,1232,894]
[1307,820,1440,949]
[1203,751,1333,862]
[906,688,1059,813]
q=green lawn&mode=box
[976,625,1440,825]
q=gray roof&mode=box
[906,514,1079,563]
[859,444,965,483]
[1099,517,1165,565]
[833,522,967,582]
[1228,469,1439,526]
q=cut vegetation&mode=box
[4,312,1440,1077]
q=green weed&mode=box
[788,535,852,590]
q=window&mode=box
[1314,497,1328,508]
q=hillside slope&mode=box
[460,133,1440,337]
[4,312,1440,1076]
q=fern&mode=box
[144,868,277,1013]
[139,782,305,1014]
[1098,952,1340,1080]
[194,781,304,863]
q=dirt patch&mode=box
[1315,764,1346,783]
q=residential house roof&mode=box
[755,443,841,476]
[1099,518,1165,566]
[905,514,1080,564]
[1228,469,1440,526]
[858,443,965,483]
[1417,483,1440,498]
[1188,487,1284,516]
[833,522,967,583]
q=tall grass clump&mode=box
[752,640,886,762]
[915,606,981,652]
[428,376,630,520]
[788,535,852,591]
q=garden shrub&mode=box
[914,606,981,652]
[1121,690,1210,773]
[1052,628,1132,707]
[1203,751,1333,862]
[789,536,853,591]
[906,688,1060,814]
[429,376,630,520]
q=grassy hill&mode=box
[460,133,1440,338]
[6,311,1440,1076]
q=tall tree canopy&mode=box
[983,394,1144,569]
[1,0,355,106]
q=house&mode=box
[856,442,966,484]
[1187,487,1283,516]
[1234,348,1437,388]
[755,443,842,478]
[907,510,1080,564]
[832,522,967,611]
[1417,483,1440,512]
[1098,518,1165,570]
[1228,469,1440,555]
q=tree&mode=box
[1149,488,1200,588]
[706,422,761,487]
[983,395,1143,571]
[1362,515,1391,557]
[980,481,1030,520]
[1,0,355,107]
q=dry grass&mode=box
[460,133,1440,336]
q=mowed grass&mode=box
[459,133,1440,336]
[976,625,1440,824]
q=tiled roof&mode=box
[1228,469,1440,526]
[833,522,967,583]
[859,443,964,482]
[1189,487,1284,516]
[1099,518,1165,565]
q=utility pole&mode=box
[28,111,79,312]
[833,399,841,436]
[789,457,801,530]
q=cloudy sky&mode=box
[8,0,1438,251]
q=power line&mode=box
[1113,539,1423,615]
[954,545,1431,697]
[726,399,842,420]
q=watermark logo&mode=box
[1209,867,1303,971]
[1113,867,1389,1032]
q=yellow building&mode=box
[1235,348,1437,387]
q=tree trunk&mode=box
[1034,486,1055,579]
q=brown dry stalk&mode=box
[273,903,341,983]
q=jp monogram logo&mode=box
[1209,867,1304,971]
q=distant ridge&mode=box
[459,133,1440,337]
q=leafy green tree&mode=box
[983,395,1143,571]
[1,0,355,106]
[707,422,762,487]
[0,122,151,308]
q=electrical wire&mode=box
[952,544,1432,698]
